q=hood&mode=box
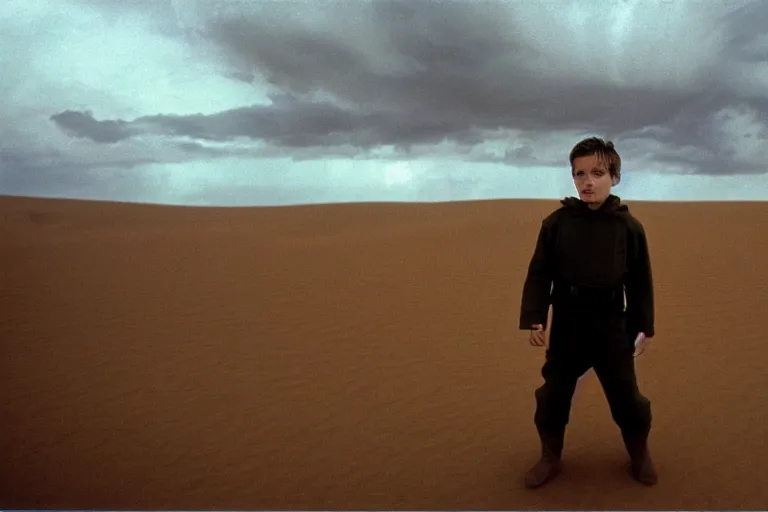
[560,194,628,214]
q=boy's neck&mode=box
[585,193,616,210]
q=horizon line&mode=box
[2,193,768,209]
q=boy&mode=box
[519,137,657,489]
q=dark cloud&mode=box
[194,2,703,138]
[50,110,140,143]
[49,93,485,152]
[46,0,768,176]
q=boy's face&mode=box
[571,154,615,209]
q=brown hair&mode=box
[569,137,622,185]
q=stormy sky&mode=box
[2,0,768,205]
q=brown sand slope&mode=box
[2,195,767,510]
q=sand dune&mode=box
[2,195,767,510]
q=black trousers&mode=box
[533,297,652,436]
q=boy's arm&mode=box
[625,220,655,338]
[519,217,555,330]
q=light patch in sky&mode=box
[510,0,726,90]
[383,162,415,188]
[5,0,263,122]
[711,105,768,165]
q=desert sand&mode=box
[2,194,767,510]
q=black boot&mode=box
[524,427,565,489]
[621,429,658,486]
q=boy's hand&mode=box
[529,324,546,347]
[633,332,648,357]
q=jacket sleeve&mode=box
[519,216,556,330]
[624,219,655,338]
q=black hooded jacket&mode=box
[519,194,655,338]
